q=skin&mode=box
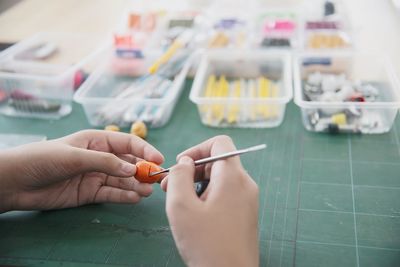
[162,135,260,267]
[0,130,164,212]
[0,132,259,266]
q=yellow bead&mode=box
[331,113,347,125]
[105,125,120,132]
[130,121,147,139]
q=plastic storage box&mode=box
[114,8,202,57]
[190,50,292,128]
[300,0,353,51]
[74,48,193,128]
[294,52,400,134]
[255,8,300,49]
[0,32,106,119]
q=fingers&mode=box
[166,156,199,211]
[70,148,159,196]
[105,176,153,197]
[177,135,241,167]
[71,148,137,178]
[177,135,243,182]
[160,176,168,191]
[176,137,215,160]
[117,154,140,164]
[102,131,164,163]
[160,164,211,192]
[94,186,142,204]
[176,136,251,203]
[162,136,241,194]
[68,130,164,164]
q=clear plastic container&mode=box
[0,32,106,119]
[190,50,292,128]
[294,52,400,134]
[300,0,353,51]
[74,48,193,128]
[197,1,259,51]
[254,8,300,50]
[115,7,203,55]
[147,11,202,51]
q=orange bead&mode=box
[135,161,164,183]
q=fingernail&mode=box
[122,163,135,174]
[176,153,183,161]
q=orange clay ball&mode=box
[135,161,163,183]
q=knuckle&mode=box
[250,180,259,196]
[103,153,119,163]
[236,168,249,180]
[67,148,85,170]
[99,153,122,171]
[245,175,259,198]
[141,190,152,197]
[238,170,259,194]
[130,194,141,204]
[171,163,189,173]
[77,129,94,138]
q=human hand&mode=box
[162,136,259,267]
[0,130,164,213]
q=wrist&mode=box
[187,247,258,267]
[0,150,17,213]
[190,257,256,267]
[0,191,13,213]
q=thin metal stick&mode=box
[149,144,267,177]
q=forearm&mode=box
[0,149,18,213]
[188,250,259,267]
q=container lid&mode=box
[0,32,108,80]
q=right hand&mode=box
[161,136,259,267]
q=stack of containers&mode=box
[294,0,400,134]
[2,1,398,134]
[74,8,197,128]
[190,2,294,128]
[294,52,400,134]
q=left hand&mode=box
[0,130,164,213]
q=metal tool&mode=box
[149,144,267,177]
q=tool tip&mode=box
[247,144,267,152]
[148,65,157,74]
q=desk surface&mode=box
[0,1,400,266]
[0,82,400,266]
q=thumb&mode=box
[166,156,198,210]
[71,148,136,177]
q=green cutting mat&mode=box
[0,81,400,267]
